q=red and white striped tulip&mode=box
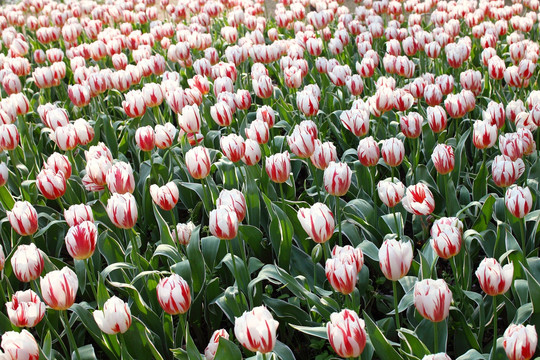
[298,203,335,244]
[402,183,435,216]
[93,296,132,335]
[65,221,97,260]
[503,324,537,360]
[40,267,78,310]
[209,207,238,240]
[11,244,44,283]
[414,279,452,322]
[379,239,413,281]
[234,306,279,354]
[7,201,38,236]
[327,309,367,358]
[156,274,191,315]
[6,290,45,328]
[106,193,138,229]
[1,330,39,360]
[505,185,533,218]
[476,258,513,296]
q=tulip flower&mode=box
[11,244,44,283]
[505,185,533,219]
[324,162,352,197]
[503,324,537,360]
[40,267,78,310]
[1,330,39,360]
[414,278,452,324]
[150,182,179,211]
[242,139,262,166]
[172,222,196,246]
[340,109,369,137]
[209,207,238,240]
[178,104,201,134]
[400,113,423,139]
[135,126,156,152]
[123,90,146,118]
[93,296,132,335]
[379,239,413,281]
[44,152,71,179]
[327,309,367,358]
[154,123,177,149]
[431,144,454,175]
[6,290,46,328]
[476,258,513,296]
[7,201,38,237]
[473,120,497,150]
[216,189,247,223]
[431,225,462,259]
[205,329,229,360]
[64,204,94,227]
[36,168,67,200]
[234,306,279,354]
[266,152,291,184]
[106,193,138,229]
[185,146,211,180]
[256,106,275,128]
[220,134,246,163]
[377,178,406,208]
[297,203,335,244]
[156,274,191,315]
[65,221,97,260]
[422,354,452,360]
[402,183,435,216]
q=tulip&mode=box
[266,152,291,183]
[6,290,46,328]
[431,144,454,175]
[377,178,406,208]
[93,296,132,335]
[0,124,19,151]
[422,354,452,360]
[327,309,367,358]
[52,125,78,151]
[326,256,358,294]
[256,106,275,128]
[431,225,461,259]
[402,183,435,216]
[185,146,212,180]
[123,90,146,118]
[65,221,97,260]
[379,239,413,281]
[287,124,317,158]
[154,123,177,149]
[85,156,112,187]
[44,152,71,179]
[216,189,247,223]
[7,201,38,236]
[473,120,497,149]
[332,245,364,273]
[296,91,319,117]
[503,324,537,360]
[381,138,405,167]
[150,182,179,211]
[135,126,156,152]
[210,101,233,127]
[64,204,94,227]
[400,113,423,139]
[68,84,91,107]
[414,279,452,322]
[178,104,201,134]
[11,244,44,283]
[1,330,39,360]
[245,120,269,145]
[40,267,78,310]
[340,109,369,137]
[252,75,273,98]
[357,136,380,167]
[242,139,262,166]
[204,329,229,360]
[172,222,196,246]
[36,168,67,200]
[499,133,524,161]
[209,207,238,240]
[297,203,335,244]
[0,162,7,187]
[156,274,191,315]
[234,306,279,354]
[311,140,337,170]
[324,162,352,197]
[505,185,533,219]
[476,258,513,296]
[492,155,519,188]
[106,193,138,229]
[220,134,245,163]
[142,83,164,108]
[106,162,135,195]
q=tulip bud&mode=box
[216,189,246,223]
[0,124,20,151]
[332,245,364,273]
[340,109,369,137]
[475,258,513,296]
[234,306,279,354]
[154,123,177,149]
[85,156,112,187]
[1,330,40,360]
[379,239,413,281]
[431,225,461,259]
[431,144,454,175]
[106,193,138,229]
[473,120,497,149]
[400,112,423,139]
[156,274,191,315]
[427,106,447,133]
[287,124,317,158]
[209,207,238,240]
[204,329,229,360]
[123,90,146,118]
[499,133,524,161]
[65,221,97,260]
[178,104,201,134]
[327,309,367,358]
[311,140,337,170]
[324,162,352,197]
[93,296,132,335]
[36,168,67,200]
[6,290,46,328]
[172,222,196,246]
[40,267,78,310]
[220,134,246,163]
[402,183,435,215]
[503,324,537,360]
[256,106,275,128]
[185,146,212,179]
[135,126,156,152]
[266,151,291,183]
[492,155,519,188]
[357,136,380,167]
[414,279,452,322]
[150,182,179,211]
[298,203,335,244]
[505,185,533,218]
[377,178,406,208]
[44,152,71,179]
[242,139,261,166]
[381,138,405,167]
[7,201,38,236]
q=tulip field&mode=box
[1,0,540,359]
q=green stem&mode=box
[44,312,69,357]
[279,182,286,213]
[228,241,240,289]
[308,159,321,202]
[393,281,400,330]
[492,295,498,356]
[392,206,400,240]
[433,321,438,353]
[520,218,527,256]
[336,196,342,246]
[84,259,98,300]
[62,310,81,360]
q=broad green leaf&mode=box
[362,312,402,360]
[214,338,242,360]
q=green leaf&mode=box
[214,338,242,360]
[398,328,430,358]
[472,196,496,232]
[273,340,296,360]
[73,345,98,360]
[523,265,540,313]
[185,326,202,360]
[186,226,206,293]
[153,204,175,246]
[472,160,488,201]
[362,312,402,360]
[289,325,328,339]
[456,349,487,360]
[153,244,182,264]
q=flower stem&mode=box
[84,259,98,300]
[392,206,400,240]
[62,310,81,360]
[520,218,527,256]
[308,159,321,201]
[492,295,498,356]
[335,196,342,246]
[433,321,438,353]
[279,182,286,213]
[393,281,400,330]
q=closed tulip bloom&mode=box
[156,274,191,315]
[311,140,337,170]
[242,139,262,166]
[179,104,201,134]
[36,168,66,200]
[7,201,38,236]
[340,109,369,137]
[172,222,196,246]
[154,123,176,149]
[106,162,135,194]
[135,126,155,152]
[64,204,93,227]
[424,84,443,106]
[256,106,275,128]
[44,108,69,130]
[93,296,132,335]
[402,183,435,216]
[381,138,405,167]
[234,306,279,354]
[123,90,146,118]
[52,125,78,151]
[252,75,273,98]
[400,112,423,139]
[296,91,319,117]
[431,225,461,259]
[11,244,44,283]
[332,245,364,273]
[377,178,406,208]
[431,217,464,238]
[0,124,19,151]
[210,101,233,127]
[505,185,533,218]
[414,279,452,322]
[422,354,452,360]
[209,207,238,240]
[6,289,45,328]
[492,155,519,187]
[327,309,367,358]
[379,239,413,281]
[1,330,39,360]
[357,136,380,167]
[499,133,524,161]
[216,189,246,223]
[44,152,71,179]
[185,146,211,179]
[85,156,112,186]
[473,120,497,149]
[68,84,91,107]
[65,221,97,260]
[142,83,164,108]
[205,329,229,360]
[431,144,454,175]
[266,151,291,183]
[427,106,448,133]
[326,257,358,295]
[40,267,78,310]
[245,120,269,144]
[150,182,179,211]
[287,124,316,158]
[476,258,513,296]
[106,193,138,229]
[503,324,537,360]
[298,203,335,244]
[220,134,245,163]
[324,162,352,197]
